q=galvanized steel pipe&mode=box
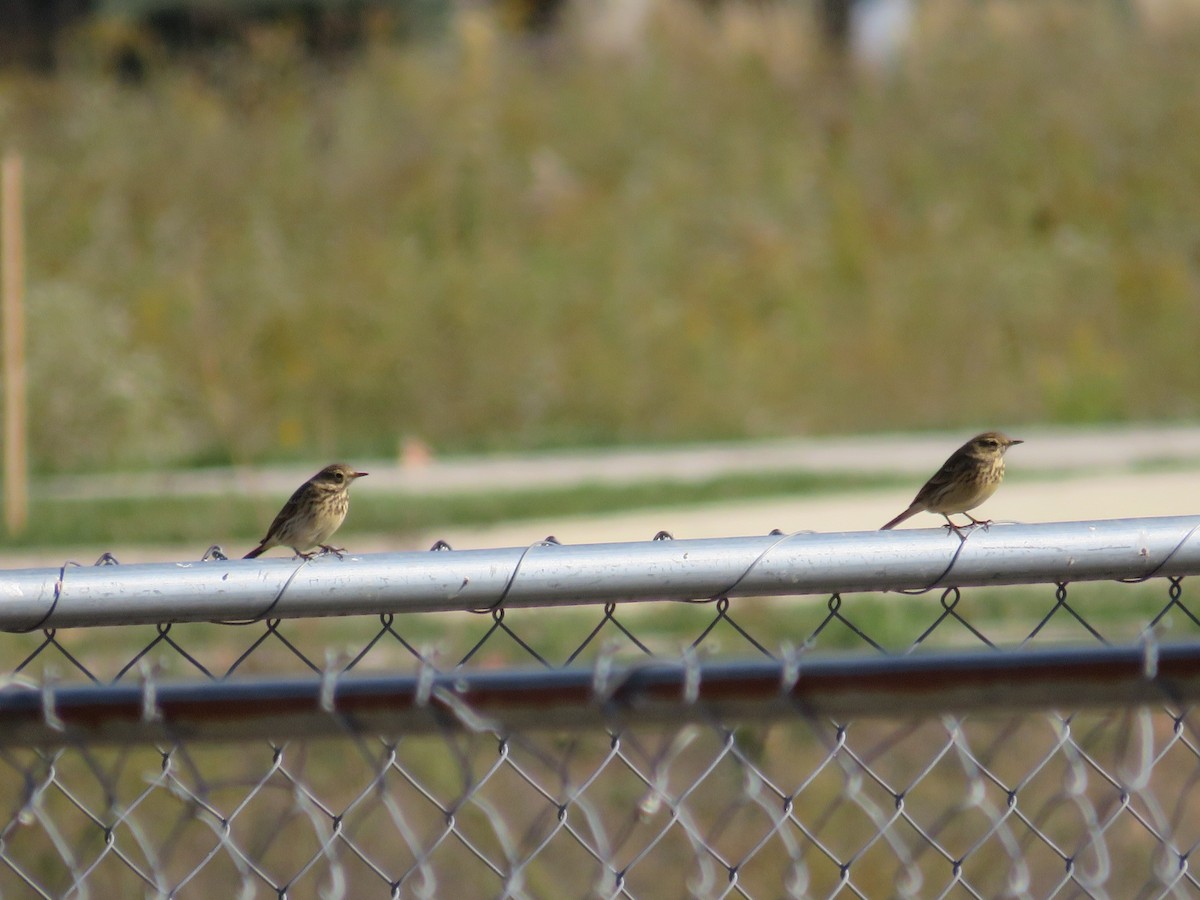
[0,515,1198,630]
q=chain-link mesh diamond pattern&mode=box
[0,545,1198,897]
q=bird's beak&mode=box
[1009,439,1024,446]
[354,471,369,479]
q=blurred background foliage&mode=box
[1,0,1199,473]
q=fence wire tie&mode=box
[779,641,804,696]
[40,673,63,733]
[13,560,81,634]
[200,545,228,562]
[895,527,976,595]
[1124,706,1159,794]
[1140,630,1160,680]
[291,787,347,899]
[681,647,701,706]
[475,537,560,613]
[430,685,498,734]
[93,552,120,566]
[138,661,162,724]
[591,642,621,703]
[221,554,312,625]
[704,529,812,603]
[1119,520,1200,583]
[415,654,437,709]
[320,652,340,714]
[0,674,37,693]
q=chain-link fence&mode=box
[3,517,1200,898]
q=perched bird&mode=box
[244,463,368,559]
[880,432,1022,532]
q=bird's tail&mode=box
[880,505,920,531]
[244,545,266,559]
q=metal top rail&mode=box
[1,515,1198,630]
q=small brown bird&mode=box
[244,463,368,559]
[881,432,1023,532]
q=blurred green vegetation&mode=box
[2,0,1199,473]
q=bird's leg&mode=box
[941,516,972,539]
[318,545,346,559]
[963,512,993,530]
[293,549,317,560]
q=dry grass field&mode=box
[1,0,1198,477]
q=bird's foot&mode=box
[318,545,346,559]
[941,518,975,540]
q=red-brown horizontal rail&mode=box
[1,641,1197,746]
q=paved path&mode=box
[34,424,1200,500]
[415,467,1200,549]
[6,426,1199,568]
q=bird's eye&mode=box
[334,472,344,482]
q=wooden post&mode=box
[2,152,27,535]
